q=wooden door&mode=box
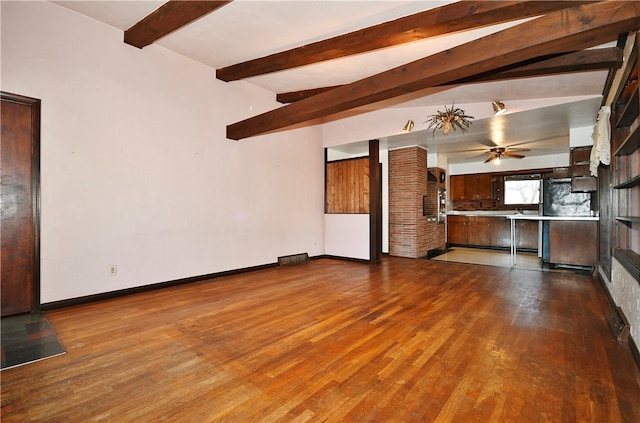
[1,92,40,316]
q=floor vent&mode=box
[607,306,630,344]
[278,253,309,266]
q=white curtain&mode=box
[590,105,611,176]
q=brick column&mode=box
[388,147,428,258]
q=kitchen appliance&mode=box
[542,178,592,217]
[437,187,446,224]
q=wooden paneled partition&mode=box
[325,157,369,213]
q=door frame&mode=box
[1,91,41,313]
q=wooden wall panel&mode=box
[326,157,369,214]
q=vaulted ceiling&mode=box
[54,1,640,163]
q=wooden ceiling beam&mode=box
[125,1,232,49]
[216,1,593,82]
[276,47,623,103]
[227,2,640,140]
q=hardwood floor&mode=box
[1,257,639,422]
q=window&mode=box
[504,174,540,205]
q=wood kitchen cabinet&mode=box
[474,174,493,200]
[516,220,539,250]
[490,218,511,248]
[468,217,492,247]
[450,174,493,200]
[450,175,465,200]
[448,215,483,246]
[447,215,468,244]
[549,220,597,267]
[447,215,535,250]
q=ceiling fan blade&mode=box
[505,147,530,152]
[476,139,498,148]
[465,152,490,160]
[484,155,496,163]
[447,144,499,154]
[503,152,525,159]
[504,140,545,148]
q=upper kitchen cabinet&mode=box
[450,174,492,200]
[468,174,493,200]
[450,175,465,201]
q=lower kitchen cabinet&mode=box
[468,217,493,247]
[516,220,539,250]
[490,218,511,248]
[447,215,537,250]
[447,215,468,245]
[549,220,597,267]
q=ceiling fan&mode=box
[483,146,530,163]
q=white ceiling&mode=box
[54,0,615,163]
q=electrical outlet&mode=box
[108,265,117,276]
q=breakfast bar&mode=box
[506,215,599,265]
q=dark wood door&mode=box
[1,92,40,316]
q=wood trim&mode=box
[41,261,286,310]
[216,1,593,82]
[324,148,328,214]
[40,255,369,310]
[318,254,372,264]
[124,1,232,49]
[227,2,640,140]
[369,139,381,264]
[277,48,622,103]
[1,91,41,313]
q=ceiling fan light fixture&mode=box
[492,100,506,116]
[403,120,415,132]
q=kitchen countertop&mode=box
[505,215,599,221]
[447,211,598,220]
[447,211,538,217]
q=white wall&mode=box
[570,126,594,148]
[324,215,370,260]
[1,1,325,303]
